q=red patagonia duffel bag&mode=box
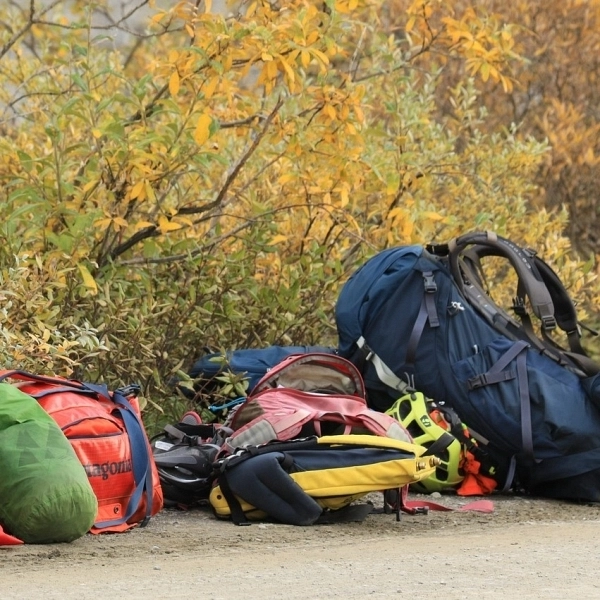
[0,370,163,533]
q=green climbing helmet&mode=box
[385,391,464,493]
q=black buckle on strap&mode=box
[467,374,488,390]
[512,296,527,317]
[423,272,437,293]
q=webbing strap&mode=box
[94,392,154,529]
[406,271,439,366]
[500,456,517,493]
[218,473,251,526]
[485,341,532,461]
[422,431,455,458]
[467,341,533,462]
[515,351,533,460]
[406,298,428,367]
[25,386,100,399]
[356,337,412,394]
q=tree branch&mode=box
[0,0,62,61]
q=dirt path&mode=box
[3,494,600,599]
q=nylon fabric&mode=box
[0,383,97,543]
[335,234,600,501]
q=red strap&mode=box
[0,369,86,391]
[403,498,494,513]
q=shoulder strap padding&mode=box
[448,231,558,329]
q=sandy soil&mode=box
[3,492,600,599]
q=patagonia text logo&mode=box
[83,459,133,480]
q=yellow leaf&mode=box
[500,75,513,93]
[176,215,194,227]
[266,60,278,79]
[279,173,295,185]
[480,62,490,82]
[145,180,156,202]
[345,122,357,135]
[194,113,212,145]
[158,215,182,233]
[93,218,113,229]
[301,50,311,68]
[279,57,295,83]
[344,212,361,234]
[204,76,219,99]
[135,220,155,231]
[204,0,212,13]
[82,179,98,192]
[78,264,98,294]
[306,31,319,45]
[113,217,128,230]
[388,207,406,221]
[92,128,102,139]
[323,104,336,120]
[246,2,257,17]
[151,11,166,24]
[310,48,330,66]
[169,71,180,96]
[130,179,146,201]
[339,187,349,207]
[268,234,288,245]
[335,1,350,14]
[423,211,444,221]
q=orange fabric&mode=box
[457,451,497,496]
[0,525,23,546]
[430,409,450,430]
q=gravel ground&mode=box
[3,492,600,599]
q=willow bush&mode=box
[0,1,596,428]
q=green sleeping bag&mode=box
[0,382,97,543]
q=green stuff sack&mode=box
[0,383,98,543]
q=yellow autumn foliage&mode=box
[0,1,597,422]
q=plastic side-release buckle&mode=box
[115,384,142,397]
[512,296,527,317]
[423,272,437,293]
[541,315,557,331]
[467,374,489,390]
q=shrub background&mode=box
[1,1,598,430]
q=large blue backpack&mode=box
[335,230,600,501]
